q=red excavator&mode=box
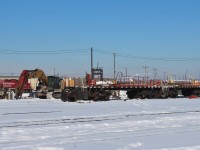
[15,69,64,99]
[15,69,48,99]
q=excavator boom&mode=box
[28,69,48,86]
[15,69,48,99]
[15,70,30,99]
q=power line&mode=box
[0,49,90,54]
[1,48,200,62]
[93,49,200,62]
[93,49,113,55]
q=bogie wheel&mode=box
[61,92,68,102]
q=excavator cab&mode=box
[47,76,60,91]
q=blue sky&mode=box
[0,0,200,79]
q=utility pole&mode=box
[143,66,149,82]
[184,70,188,80]
[163,72,166,80]
[91,47,93,79]
[173,75,176,80]
[114,53,116,80]
[199,70,200,80]
[125,67,127,82]
[153,68,158,80]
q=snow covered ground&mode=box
[1,98,200,150]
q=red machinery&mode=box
[15,69,48,99]
[0,79,17,89]
[0,79,31,89]
[0,79,31,99]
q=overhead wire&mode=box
[93,49,114,56]
[93,49,200,62]
[0,49,90,54]
[0,48,200,61]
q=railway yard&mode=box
[1,1,200,149]
[1,68,200,101]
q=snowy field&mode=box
[1,98,200,150]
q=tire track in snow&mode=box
[1,111,61,115]
[0,110,200,128]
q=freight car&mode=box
[61,74,200,101]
